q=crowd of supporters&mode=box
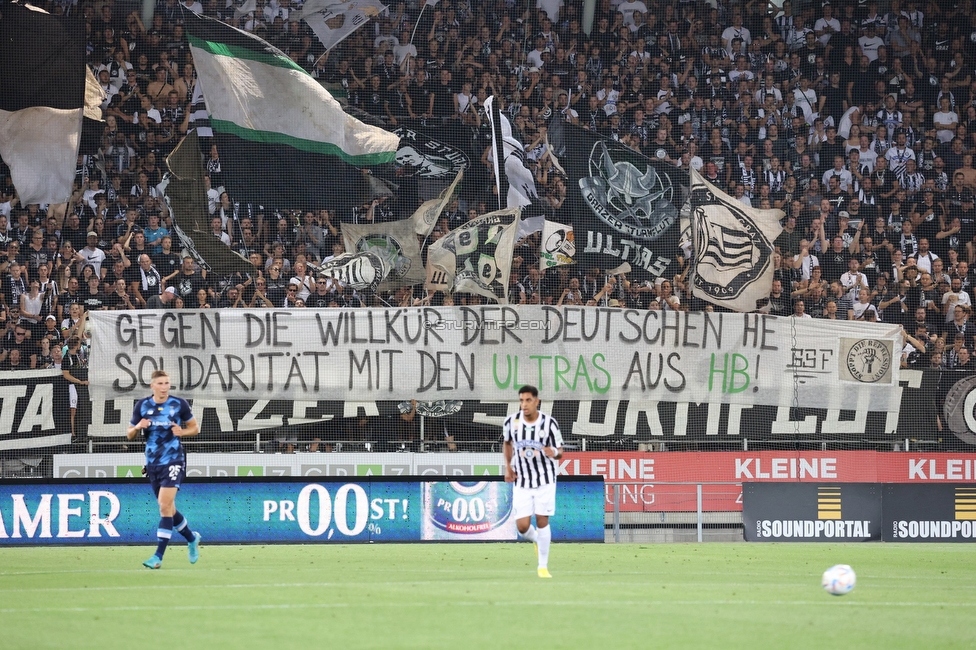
[1,0,976,373]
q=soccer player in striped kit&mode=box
[503,385,564,578]
[127,370,202,569]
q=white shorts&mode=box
[513,482,557,519]
[68,384,78,409]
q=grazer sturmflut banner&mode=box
[75,397,938,445]
[89,308,901,407]
[7,369,970,453]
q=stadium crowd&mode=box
[0,0,974,373]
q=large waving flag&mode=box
[689,166,782,312]
[484,96,538,210]
[560,123,683,281]
[313,251,392,292]
[410,170,462,237]
[342,218,425,290]
[295,0,387,52]
[163,131,256,276]
[0,3,86,205]
[426,208,520,304]
[184,11,399,210]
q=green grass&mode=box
[1,543,974,649]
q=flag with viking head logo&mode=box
[689,166,783,312]
[560,124,684,280]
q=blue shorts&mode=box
[147,460,186,493]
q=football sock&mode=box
[155,516,173,558]
[173,511,195,542]
[521,525,538,543]
[537,524,552,570]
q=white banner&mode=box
[88,308,902,410]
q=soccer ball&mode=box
[821,564,856,596]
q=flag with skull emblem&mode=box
[561,125,686,280]
[688,166,783,312]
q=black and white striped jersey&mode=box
[503,411,563,489]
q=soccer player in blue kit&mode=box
[127,370,202,569]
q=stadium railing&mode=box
[605,482,744,543]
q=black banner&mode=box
[87,398,904,444]
[1,367,971,452]
[893,368,976,446]
[743,482,882,542]
[0,370,71,451]
[883,484,976,542]
[560,125,688,280]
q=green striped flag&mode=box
[184,11,398,211]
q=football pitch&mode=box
[1,542,974,649]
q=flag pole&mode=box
[311,46,331,70]
[409,2,428,45]
[488,95,506,212]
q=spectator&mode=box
[131,254,162,307]
[62,336,89,442]
[146,286,177,310]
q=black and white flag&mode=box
[295,0,386,52]
[313,251,392,292]
[560,124,683,280]
[484,96,537,209]
[426,208,519,303]
[0,4,86,205]
[689,166,782,312]
[409,170,463,237]
[162,131,257,277]
[539,220,576,270]
[342,218,425,290]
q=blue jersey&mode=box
[130,396,194,467]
